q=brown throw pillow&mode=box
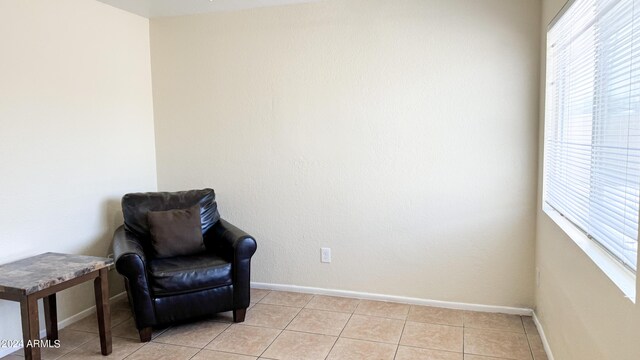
[147,204,205,258]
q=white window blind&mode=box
[545,0,640,271]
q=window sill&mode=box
[543,204,636,303]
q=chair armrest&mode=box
[207,219,257,262]
[113,225,148,278]
[207,219,257,309]
[112,225,157,329]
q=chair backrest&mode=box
[122,188,220,239]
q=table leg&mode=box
[20,295,40,360]
[43,294,58,341]
[94,268,112,355]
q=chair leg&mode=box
[139,327,152,342]
[233,308,246,323]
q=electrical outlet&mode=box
[321,247,331,263]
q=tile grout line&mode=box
[258,290,313,308]
[203,320,277,358]
[323,296,357,360]
[252,289,272,304]
[392,313,408,360]
[351,300,411,321]
[137,327,200,360]
[255,295,306,359]
[186,343,200,360]
[397,343,466,353]
[180,323,233,360]
[253,289,271,302]
[462,310,466,356]
[182,322,233,356]
[523,316,536,360]
[123,340,150,360]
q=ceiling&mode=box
[96,0,321,18]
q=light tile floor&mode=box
[4,289,548,360]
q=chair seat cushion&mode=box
[148,253,232,296]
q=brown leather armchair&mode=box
[113,188,257,342]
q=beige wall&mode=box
[151,0,541,307]
[0,0,156,348]
[4,1,638,357]
[536,0,640,359]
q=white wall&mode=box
[0,0,156,348]
[536,0,640,359]
[151,0,541,307]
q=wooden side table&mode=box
[0,252,113,360]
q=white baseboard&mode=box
[533,312,555,360]
[251,282,533,316]
[57,291,128,330]
[0,291,127,358]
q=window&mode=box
[544,0,640,272]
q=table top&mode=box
[0,252,113,295]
